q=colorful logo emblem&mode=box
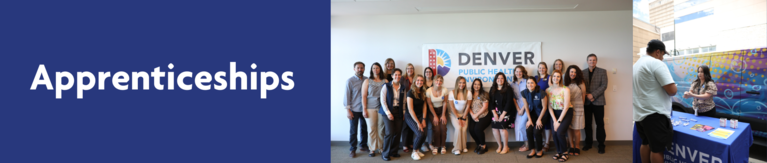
[428,49,451,77]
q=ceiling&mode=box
[331,0,631,16]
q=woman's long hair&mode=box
[489,72,510,95]
[410,75,425,100]
[369,62,385,80]
[453,76,468,100]
[512,65,528,83]
[469,78,488,101]
[693,65,714,90]
[564,65,584,86]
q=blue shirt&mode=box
[535,75,550,93]
[344,75,368,112]
[522,88,546,116]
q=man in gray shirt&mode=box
[344,61,369,158]
[633,40,677,163]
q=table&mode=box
[632,111,753,163]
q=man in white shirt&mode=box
[632,39,677,163]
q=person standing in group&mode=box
[565,65,586,156]
[489,72,516,154]
[468,78,491,154]
[547,70,572,162]
[384,58,396,82]
[361,62,387,157]
[511,66,530,152]
[448,76,471,155]
[582,54,609,154]
[425,74,448,155]
[550,59,565,86]
[401,63,416,153]
[379,68,406,161]
[421,67,435,152]
[535,62,553,152]
[683,65,718,117]
[405,75,429,160]
[344,61,369,158]
[633,39,677,163]
[521,77,549,158]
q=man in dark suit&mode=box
[582,54,608,154]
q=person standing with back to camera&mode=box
[581,54,608,154]
[633,39,677,163]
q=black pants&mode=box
[526,111,548,151]
[404,114,427,150]
[349,111,369,151]
[400,117,414,149]
[699,108,717,117]
[382,112,403,157]
[467,115,492,146]
[584,104,605,149]
[552,109,573,154]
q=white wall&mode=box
[331,10,633,142]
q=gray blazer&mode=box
[582,67,608,106]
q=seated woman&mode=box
[683,65,718,117]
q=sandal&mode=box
[572,148,580,156]
[542,143,550,152]
[519,146,529,152]
[403,146,410,153]
[552,153,561,160]
[558,154,569,162]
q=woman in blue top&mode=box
[511,66,529,152]
[534,61,553,151]
[521,76,549,158]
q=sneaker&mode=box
[454,151,461,155]
[416,151,425,157]
[432,148,438,155]
[412,152,421,160]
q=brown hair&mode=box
[385,58,395,74]
[551,70,564,87]
[410,75,425,100]
[453,76,468,100]
[512,65,528,83]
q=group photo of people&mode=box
[342,55,609,162]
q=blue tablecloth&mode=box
[633,111,753,163]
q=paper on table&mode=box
[708,128,735,139]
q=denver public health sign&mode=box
[422,42,541,88]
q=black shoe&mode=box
[474,146,479,153]
[582,146,592,151]
[369,152,375,157]
[478,146,488,154]
[391,153,400,157]
[598,148,605,154]
[382,156,391,161]
[535,152,544,158]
